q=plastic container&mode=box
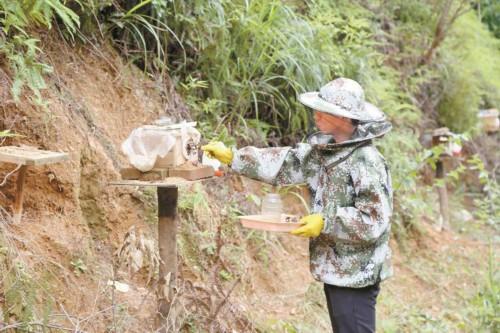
[260,193,283,216]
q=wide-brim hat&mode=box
[298,78,386,122]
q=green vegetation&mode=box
[160,0,499,234]
[0,239,37,327]
[438,12,500,133]
[377,236,499,333]
[70,258,87,275]
[475,0,500,38]
[468,246,499,332]
[0,0,79,106]
[0,130,17,137]
[0,231,57,331]
[0,0,498,331]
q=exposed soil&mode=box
[0,33,497,333]
[0,33,186,331]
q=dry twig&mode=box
[0,164,22,187]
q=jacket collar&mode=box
[306,120,392,167]
[307,120,392,149]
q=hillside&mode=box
[0,35,180,331]
[0,1,498,332]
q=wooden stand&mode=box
[431,128,453,231]
[0,146,69,223]
[108,178,209,331]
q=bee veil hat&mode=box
[298,78,386,122]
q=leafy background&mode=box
[0,0,498,332]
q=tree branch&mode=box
[420,0,470,65]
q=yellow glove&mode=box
[201,141,233,165]
[290,214,324,238]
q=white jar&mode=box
[261,193,283,216]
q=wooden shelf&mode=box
[0,146,69,166]
[119,165,215,182]
[0,146,69,223]
[108,178,196,187]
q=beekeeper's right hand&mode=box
[201,141,233,165]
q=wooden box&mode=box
[154,137,185,168]
[478,109,499,133]
[154,133,199,168]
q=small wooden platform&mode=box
[108,174,213,331]
[0,146,69,223]
[0,145,69,166]
[108,177,196,187]
[120,168,169,181]
[120,165,214,181]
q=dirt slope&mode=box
[0,34,189,331]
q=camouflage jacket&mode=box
[232,121,393,288]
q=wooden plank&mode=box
[168,165,214,181]
[143,122,197,131]
[13,165,28,223]
[0,146,69,166]
[119,168,142,180]
[120,166,215,182]
[108,177,195,187]
[120,168,168,181]
[156,187,178,332]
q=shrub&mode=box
[0,0,79,105]
[166,0,334,142]
[437,12,500,133]
[475,0,500,38]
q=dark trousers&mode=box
[324,283,380,333]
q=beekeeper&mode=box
[202,78,393,333]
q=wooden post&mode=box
[436,159,449,230]
[13,165,28,223]
[156,186,178,332]
[431,128,453,231]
